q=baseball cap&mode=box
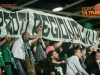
[46,46,55,55]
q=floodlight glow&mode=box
[52,7,63,12]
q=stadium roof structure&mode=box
[0,0,100,30]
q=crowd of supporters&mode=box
[0,25,100,75]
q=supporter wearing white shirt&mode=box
[12,37,32,60]
[66,47,89,75]
[12,25,43,75]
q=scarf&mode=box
[6,47,17,69]
[24,42,36,64]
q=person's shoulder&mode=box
[71,55,77,58]
[70,56,78,60]
[49,62,55,67]
[49,62,54,65]
[14,37,22,42]
[91,51,96,56]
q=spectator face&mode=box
[75,50,82,59]
[51,51,59,60]
[96,52,100,60]
[24,32,30,41]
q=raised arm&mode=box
[71,35,77,42]
[31,25,43,44]
[94,40,100,52]
[32,42,37,52]
[55,39,65,49]
[10,38,15,46]
[33,45,37,52]
[39,36,46,49]
[68,35,77,49]
[0,36,8,46]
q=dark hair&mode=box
[97,49,100,53]
[86,46,92,57]
[50,41,58,46]
[73,46,80,55]
[47,51,55,60]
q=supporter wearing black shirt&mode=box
[48,51,64,75]
[49,62,63,75]
[85,40,100,75]
[85,51,100,75]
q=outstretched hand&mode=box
[38,25,43,31]
[5,36,9,41]
[72,35,77,41]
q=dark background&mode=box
[0,0,100,31]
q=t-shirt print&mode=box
[54,66,63,75]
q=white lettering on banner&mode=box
[57,18,68,39]
[54,17,62,38]
[33,13,42,35]
[41,15,51,37]
[0,11,30,37]
[0,9,100,47]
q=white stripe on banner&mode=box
[0,8,100,47]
